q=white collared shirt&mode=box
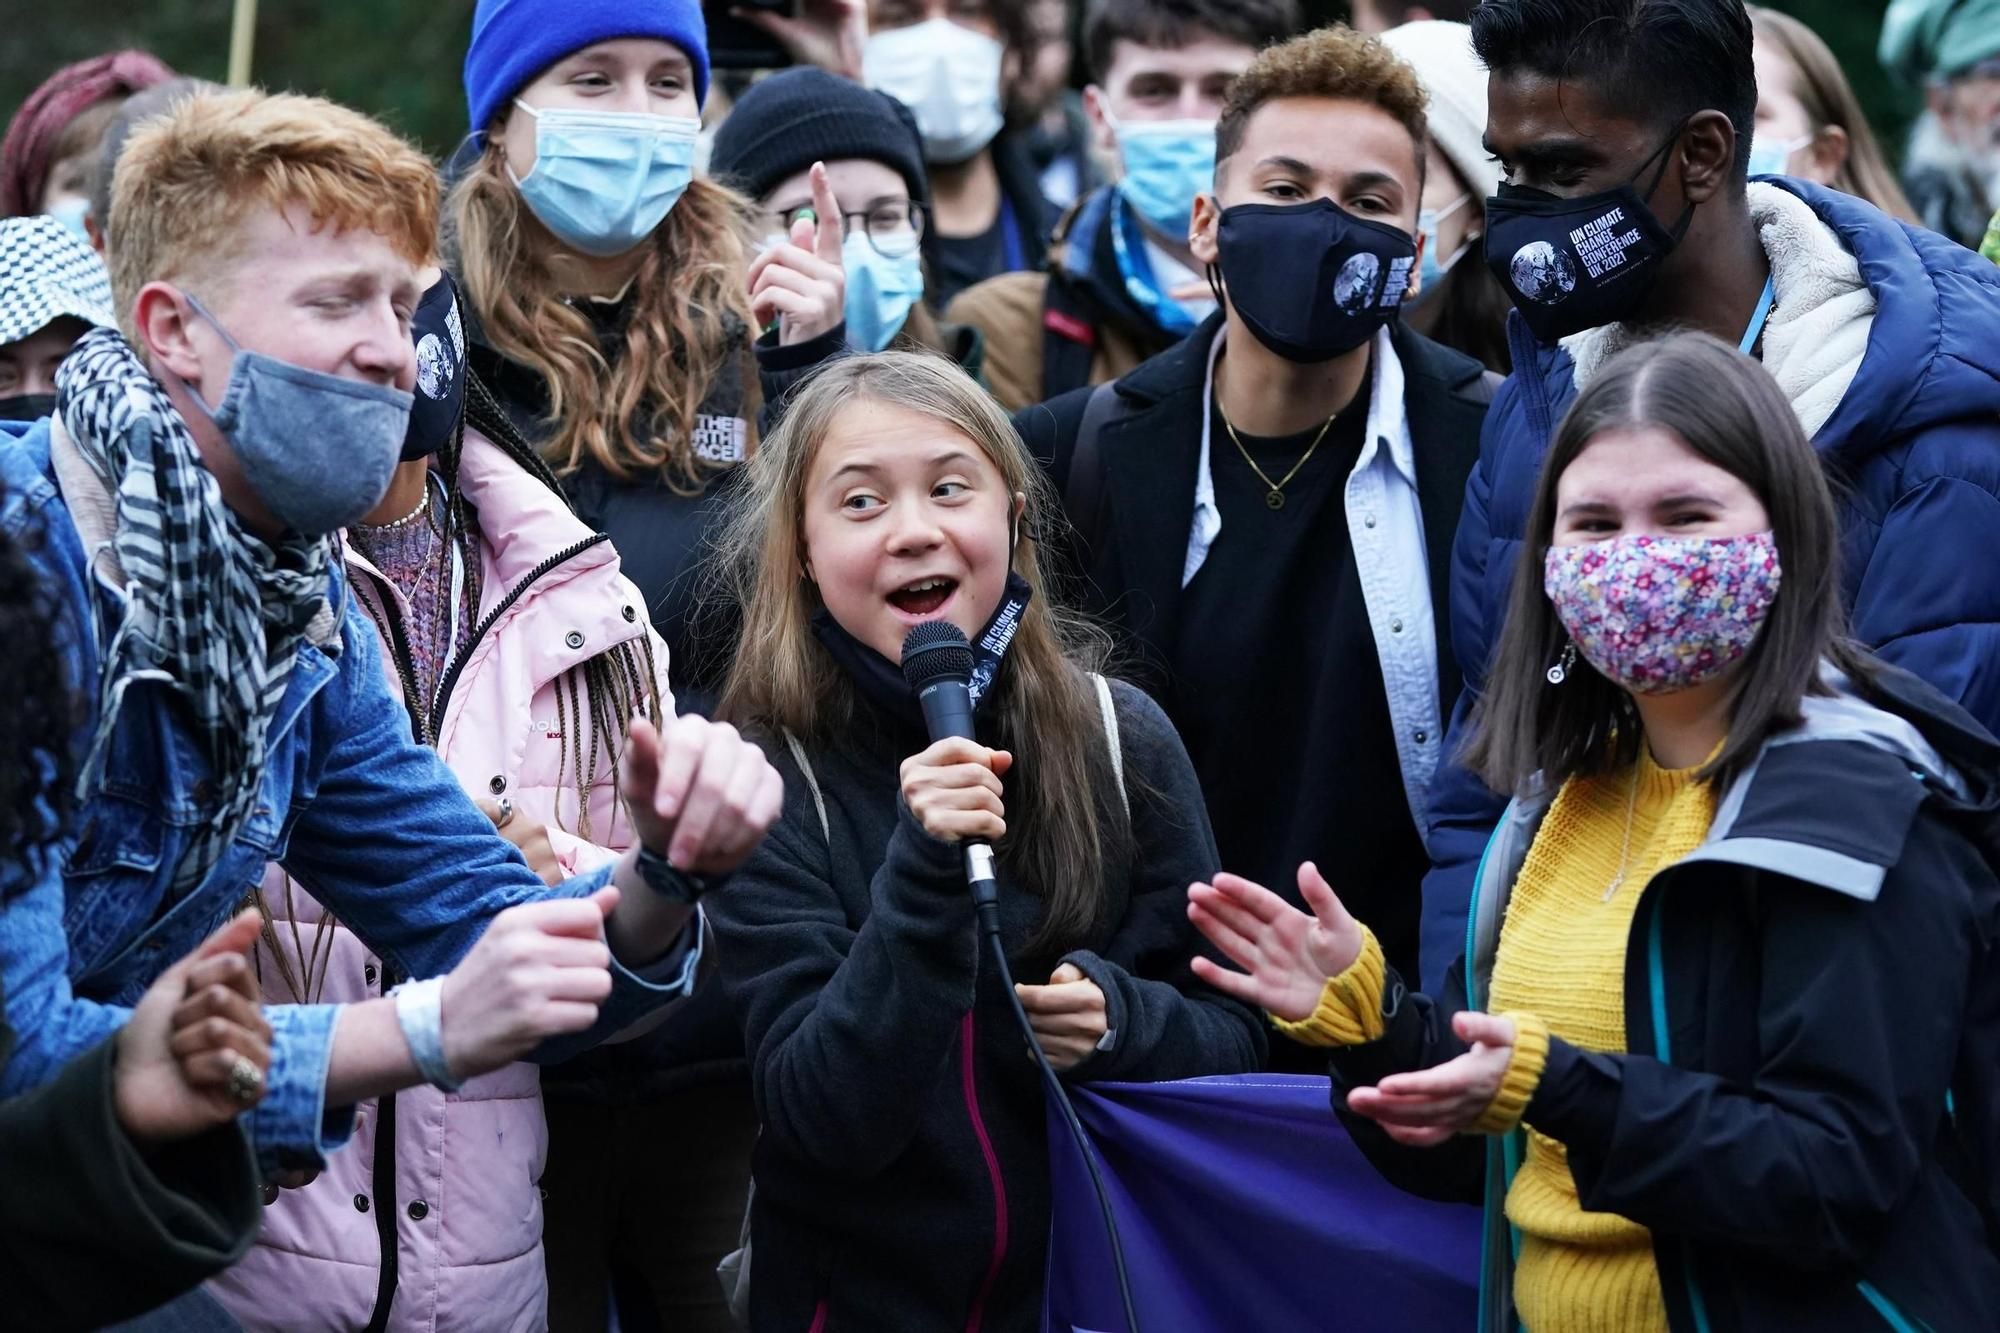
[1185,325,1442,833]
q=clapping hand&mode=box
[1343,1013,1518,1146]
[1187,861,1364,1022]
[439,888,622,1079]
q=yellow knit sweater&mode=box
[1487,748,1716,1333]
[1276,747,1716,1333]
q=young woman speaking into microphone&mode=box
[704,350,1263,1331]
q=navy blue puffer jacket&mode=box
[1419,177,2000,990]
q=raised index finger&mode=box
[654,714,709,821]
[622,715,663,796]
[809,161,844,265]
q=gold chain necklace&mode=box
[1217,398,1341,510]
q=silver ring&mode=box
[227,1055,264,1105]
[494,796,516,829]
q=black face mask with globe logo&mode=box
[1482,125,1697,345]
[1209,198,1418,363]
[400,271,468,461]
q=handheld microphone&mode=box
[899,621,1001,934]
[897,619,1143,1332]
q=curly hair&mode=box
[0,495,79,896]
[1214,25,1429,168]
[447,139,763,495]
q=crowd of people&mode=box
[2,1,1999,1331]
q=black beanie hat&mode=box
[709,67,929,206]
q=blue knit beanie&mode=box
[463,0,710,133]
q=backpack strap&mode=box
[782,729,830,843]
[1091,672,1129,820]
[1062,380,1123,558]
[1040,273,1100,402]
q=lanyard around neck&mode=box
[1739,274,1777,355]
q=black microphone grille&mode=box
[900,620,974,690]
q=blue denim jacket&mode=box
[0,418,699,1172]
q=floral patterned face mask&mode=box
[1543,531,1783,696]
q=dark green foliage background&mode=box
[1,1,1917,166]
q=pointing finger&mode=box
[622,716,663,797]
[810,160,844,265]
[654,715,707,822]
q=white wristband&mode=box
[391,976,463,1092]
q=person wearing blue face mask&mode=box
[709,65,986,372]
[1016,28,1495,1071]
[0,84,778,1333]
[455,0,849,700]
[1747,7,1918,222]
[453,4,849,1329]
[0,49,174,235]
[947,0,1300,413]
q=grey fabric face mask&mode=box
[181,294,413,536]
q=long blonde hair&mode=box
[1750,7,1918,224]
[447,135,763,493]
[716,352,1127,951]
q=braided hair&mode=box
[0,496,79,899]
[258,368,667,1005]
[456,368,665,842]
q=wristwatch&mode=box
[634,845,708,904]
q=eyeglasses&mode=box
[773,200,926,259]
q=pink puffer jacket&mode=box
[211,431,674,1333]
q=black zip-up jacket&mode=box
[704,678,1265,1332]
[1330,663,2000,1332]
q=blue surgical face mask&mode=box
[1747,133,1811,178]
[1417,193,1475,288]
[508,101,700,257]
[841,231,926,353]
[177,295,412,536]
[45,196,91,243]
[1109,115,1216,238]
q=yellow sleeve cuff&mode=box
[1269,926,1386,1048]
[1469,1011,1551,1135]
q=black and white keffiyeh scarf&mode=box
[57,327,331,893]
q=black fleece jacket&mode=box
[704,677,1265,1333]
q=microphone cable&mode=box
[902,618,1139,1330]
[971,887,1141,1333]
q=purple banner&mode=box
[1043,1075,1481,1332]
